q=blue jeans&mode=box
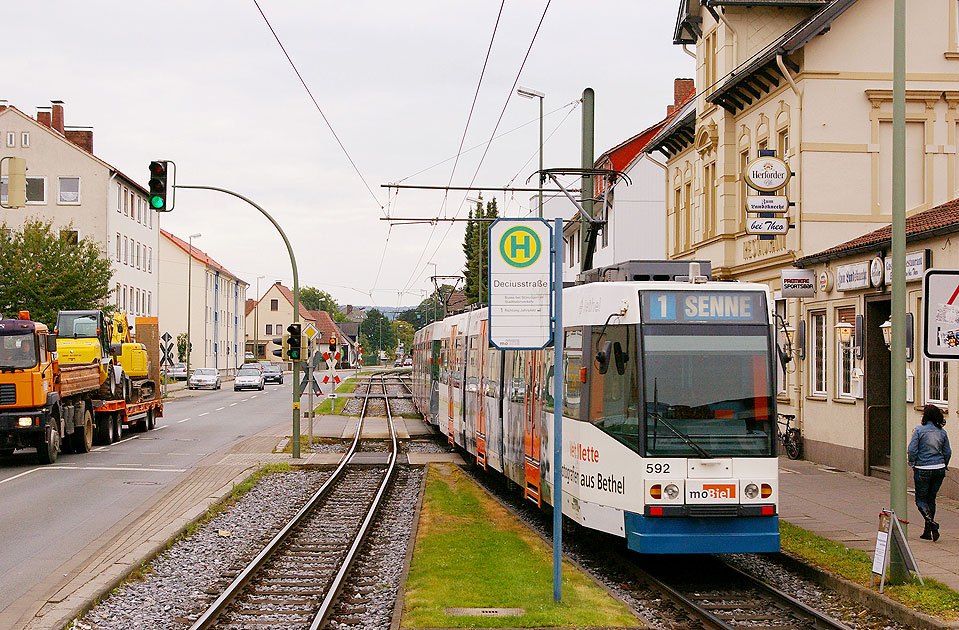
[914,468,946,521]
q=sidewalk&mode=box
[779,457,959,590]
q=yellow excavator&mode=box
[54,310,155,403]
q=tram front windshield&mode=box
[643,325,775,457]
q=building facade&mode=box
[245,282,317,360]
[0,101,159,320]
[158,230,248,372]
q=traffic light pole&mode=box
[174,185,303,459]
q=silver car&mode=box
[234,367,265,391]
[188,368,221,390]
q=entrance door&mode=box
[864,298,891,475]
[476,320,488,469]
[524,350,542,506]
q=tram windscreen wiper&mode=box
[648,412,712,459]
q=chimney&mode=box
[51,100,65,133]
[65,128,94,153]
[37,107,52,128]
[0,100,7,112]
[674,78,695,107]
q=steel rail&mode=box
[188,374,373,630]
[309,371,399,630]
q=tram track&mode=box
[188,371,403,630]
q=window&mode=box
[117,184,122,212]
[116,233,121,261]
[60,230,78,246]
[135,242,140,269]
[6,132,14,147]
[810,312,827,395]
[25,177,44,204]
[739,149,749,231]
[129,191,135,220]
[136,289,141,315]
[270,299,278,311]
[58,177,80,204]
[129,287,134,313]
[682,181,691,250]
[122,285,127,310]
[777,128,790,198]
[673,186,682,254]
[147,292,152,316]
[563,328,583,418]
[703,161,716,238]
[149,205,153,228]
[590,325,638,450]
[115,283,121,307]
[123,237,128,265]
[276,323,282,335]
[926,359,949,405]
[148,247,153,273]
[836,307,856,399]
[266,324,273,335]
[21,132,29,147]
[703,31,717,97]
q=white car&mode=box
[234,367,265,391]
[188,368,221,390]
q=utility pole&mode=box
[888,0,908,582]
[580,88,594,274]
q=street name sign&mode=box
[489,218,553,350]
[745,217,789,235]
[745,195,788,214]
[922,268,959,359]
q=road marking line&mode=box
[48,466,187,473]
[251,395,258,399]
[229,403,238,407]
[215,407,225,411]
[199,412,209,417]
[0,468,39,485]
[93,446,108,452]
[154,425,168,430]
[114,435,139,446]
[177,419,189,423]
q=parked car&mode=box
[403,358,412,366]
[234,366,265,391]
[262,364,284,384]
[164,362,187,380]
[188,368,221,390]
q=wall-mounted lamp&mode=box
[880,317,892,350]
[835,322,854,348]
[775,313,794,367]
[880,313,915,362]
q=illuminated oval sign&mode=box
[744,156,791,192]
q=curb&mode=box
[773,550,959,630]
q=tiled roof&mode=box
[161,230,247,284]
[245,299,256,317]
[644,94,696,158]
[270,282,316,321]
[795,197,959,267]
[315,310,354,348]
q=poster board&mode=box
[871,509,922,592]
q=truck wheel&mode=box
[73,408,94,453]
[147,408,156,430]
[113,413,123,441]
[95,412,116,445]
[37,425,59,465]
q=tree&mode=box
[0,219,113,327]
[359,308,396,355]
[462,196,498,304]
[397,284,455,330]
[298,286,346,321]
[394,320,414,355]
[176,332,191,362]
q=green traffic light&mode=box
[150,195,165,209]
[289,350,300,361]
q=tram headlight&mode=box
[744,483,760,499]
[664,483,680,500]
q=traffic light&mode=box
[148,160,172,212]
[287,323,302,361]
[272,334,288,359]
[328,336,337,353]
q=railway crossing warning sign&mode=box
[922,268,959,359]
[160,332,174,367]
[488,218,553,350]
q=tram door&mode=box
[476,320,488,469]
[524,350,542,506]
[448,325,457,445]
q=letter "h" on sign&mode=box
[510,233,531,259]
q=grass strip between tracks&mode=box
[780,520,959,618]
[335,378,358,393]
[314,396,349,415]
[401,463,640,628]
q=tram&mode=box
[412,260,780,554]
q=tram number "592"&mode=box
[646,463,670,474]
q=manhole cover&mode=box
[123,481,160,486]
[445,608,525,617]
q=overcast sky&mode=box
[3,1,692,307]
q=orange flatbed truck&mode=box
[0,312,162,464]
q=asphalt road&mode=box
[0,379,294,614]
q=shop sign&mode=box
[870,257,885,287]
[744,156,791,192]
[745,217,789,235]
[818,271,834,293]
[884,250,929,284]
[781,269,816,298]
[836,261,870,291]
[745,195,788,214]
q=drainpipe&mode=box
[777,52,805,427]
[682,44,696,60]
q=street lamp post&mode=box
[253,275,265,360]
[186,233,201,380]
[517,86,545,218]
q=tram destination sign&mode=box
[489,218,553,350]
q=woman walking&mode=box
[908,405,952,541]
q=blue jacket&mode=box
[908,423,952,468]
